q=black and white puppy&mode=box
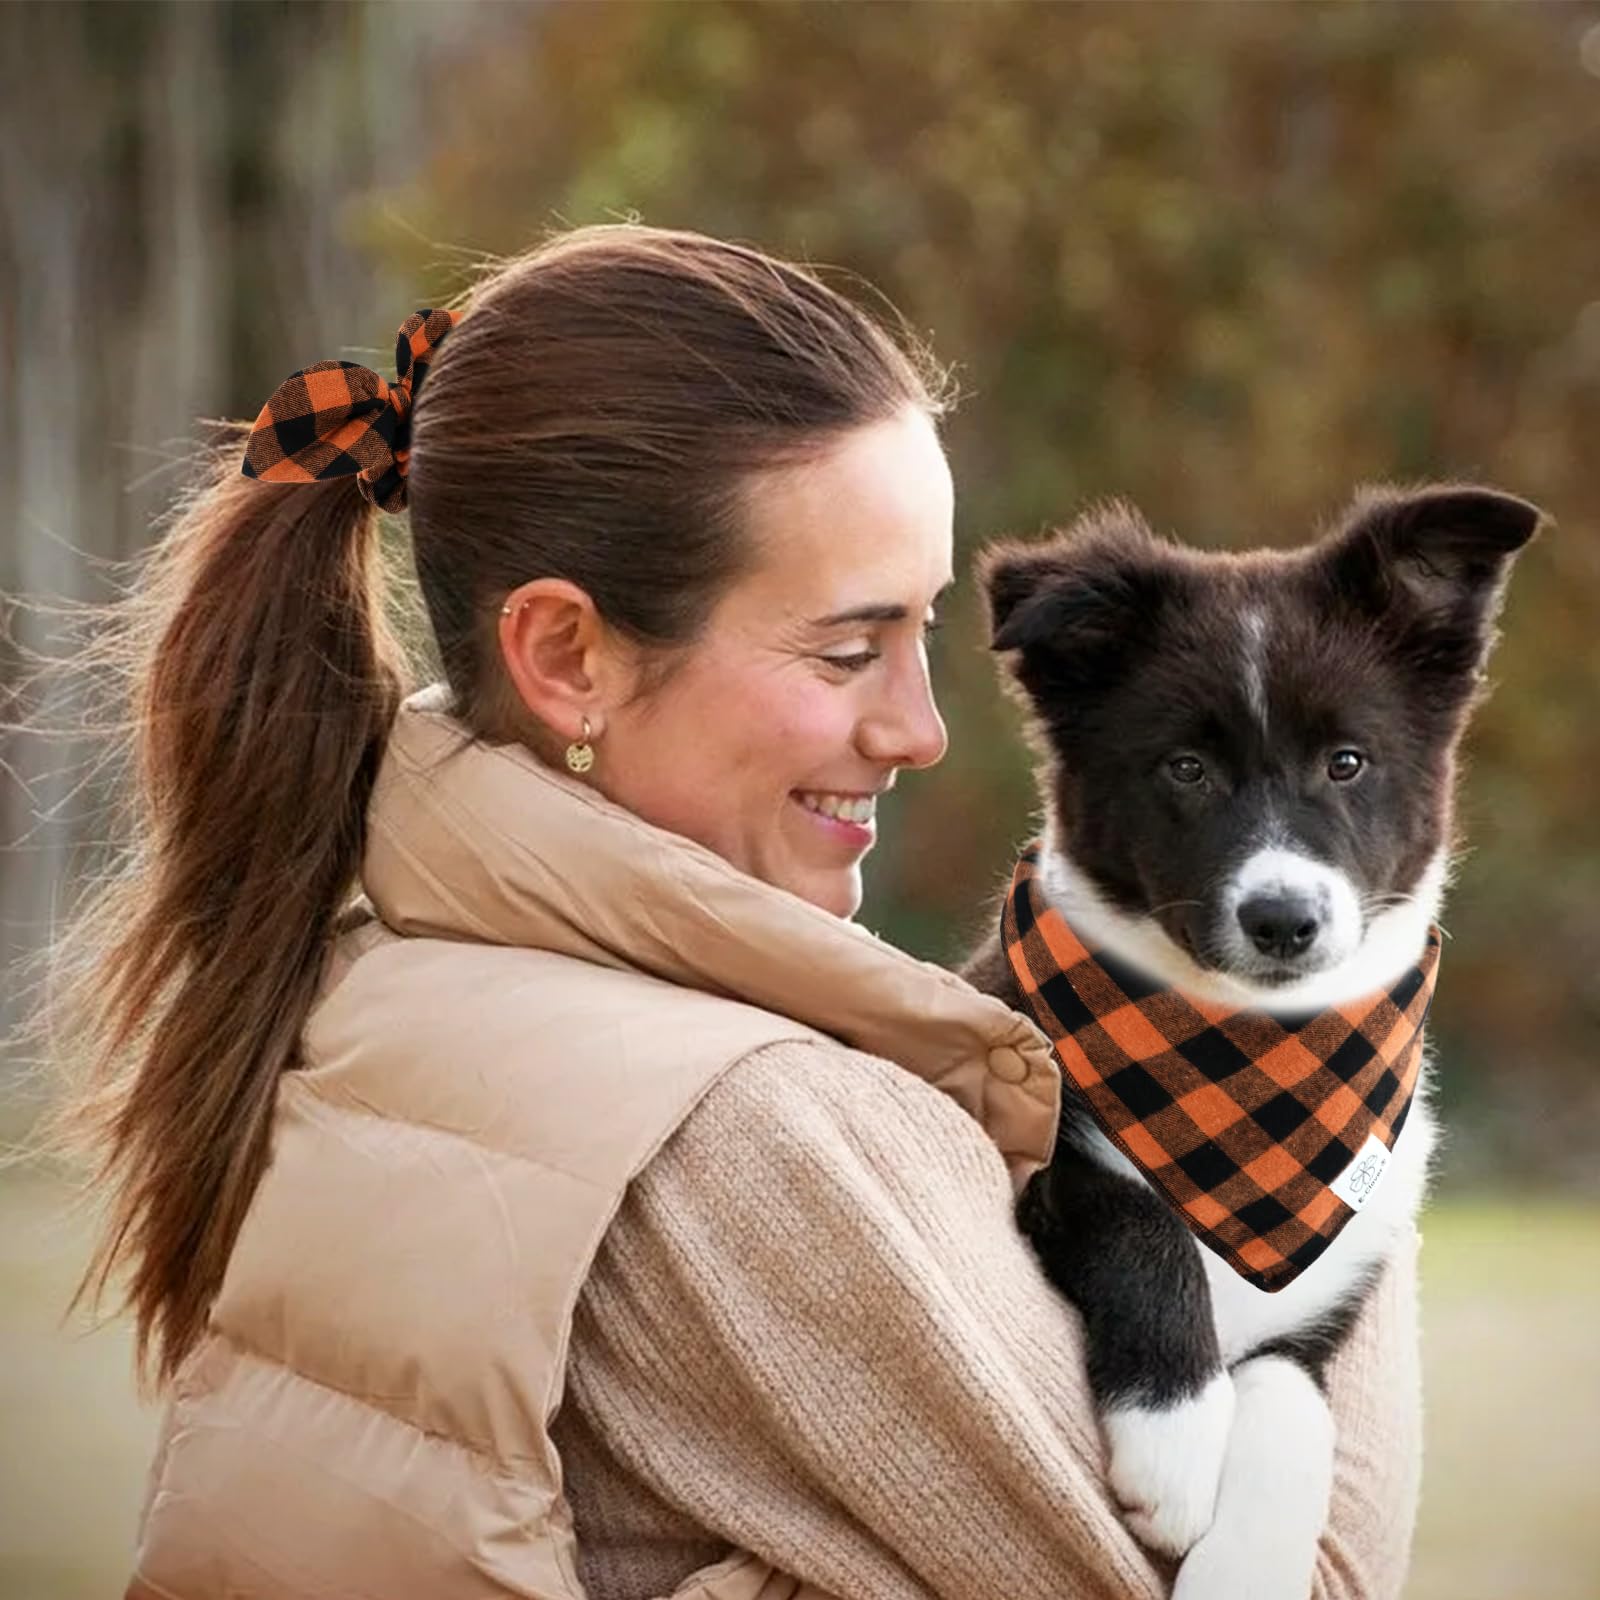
[962,485,1541,1599]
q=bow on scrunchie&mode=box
[240,307,460,513]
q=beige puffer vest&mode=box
[127,686,1059,1599]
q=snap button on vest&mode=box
[987,1045,1029,1084]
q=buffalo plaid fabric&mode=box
[1003,842,1439,1292]
[241,308,460,513]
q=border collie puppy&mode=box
[962,485,1541,1599]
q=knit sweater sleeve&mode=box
[1313,1216,1424,1600]
[552,1040,1420,1600]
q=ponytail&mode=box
[23,427,407,1386]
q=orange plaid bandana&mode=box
[240,308,460,512]
[1003,843,1439,1291]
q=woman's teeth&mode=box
[797,791,876,824]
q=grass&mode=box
[1,1168,1595,1597]
[1408,1202,1600,1600]
[0,1167,158,1599]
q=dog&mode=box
[961,484,1541,1599]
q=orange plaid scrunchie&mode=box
[240,308,460,513]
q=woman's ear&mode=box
[498,578,616,743]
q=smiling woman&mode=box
[511,407,953,918]
[33,224,1422,1600]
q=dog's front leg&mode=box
[1019,1148,1233,1558]
[1171,1354,1335,1600]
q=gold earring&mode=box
[565,716,596,774]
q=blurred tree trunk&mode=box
[0,0,485,1065]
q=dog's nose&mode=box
[1237,892,1323,960]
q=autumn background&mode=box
[1,1,1596,1596]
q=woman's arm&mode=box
[556,1039,1166,1600]
[556,1040,1421,1600]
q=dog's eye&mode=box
[1168,755,1205,785]
[1328,749,1365,782]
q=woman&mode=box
[45,226,1420,1598]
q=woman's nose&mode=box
[860,658,948,771]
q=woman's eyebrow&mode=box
[810,582,954,628]
[809,602,912,626]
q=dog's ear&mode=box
[1322,484,1545,682]
[980,504,1172,662]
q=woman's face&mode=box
[600,406,954,918]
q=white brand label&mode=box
[1330,1132,1391,1212]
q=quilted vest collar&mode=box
[358,685,1059,1185]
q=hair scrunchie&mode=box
[240,307,461,513]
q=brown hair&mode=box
[18,224,944,1387]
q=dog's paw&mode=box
[1171,1493,1319,1600]
[1171,1517,1265,1600]
[1170,1356,1335,1600]
[1103,1371,1235,1558]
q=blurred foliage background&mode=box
[408,0,1600,1185]
[1,2,1597,1596]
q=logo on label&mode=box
[1330,1132,1391,1211]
